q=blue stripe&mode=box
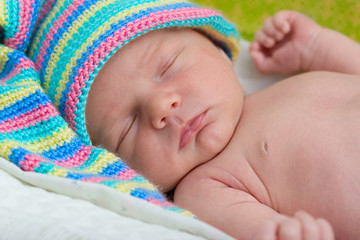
[2,67,40,86]
[39,0,96,92]
[29,0,85,63]
[131,187,165,200]
[4,0,20,40]
[0,89,50,121]
[101,159,128,176]
[0,50,24,79]
[0,115,67,144]
[27,0,58,57]
[17,0,42,51]
[101,175,147,187]
[76,147,102,170]
[8,147,28,166]
[34,161,55,174]
[66,172,98,180]
[42,136,83,160]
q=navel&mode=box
[261,140,269,156]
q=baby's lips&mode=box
[179,111,207,150]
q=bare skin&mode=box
[174,11,360,239]
[86,11,360,240]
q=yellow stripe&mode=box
[29,127,76,152]
[181,210,195,217]
[0,127,75,157]
[0,0,6,27]
[43,0,117,100]
[51,0,183,106]
[0,45,11,73]
[50,168,68,177]
[114,181,158,194]
[0,84,38,110]
[0,140,21,159]
[27,0,69,57]
[80,151,118,174]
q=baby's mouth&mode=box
[179,111,207,150]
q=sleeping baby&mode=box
[86,10,360,240]
[5,0,357,238]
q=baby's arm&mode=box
[174,173,334,240]
[250,11,360,75]
[253,211,334,240]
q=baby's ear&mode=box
[217,47,232,65]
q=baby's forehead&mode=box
[113,28,231,65]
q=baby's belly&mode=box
[236,72,360,238]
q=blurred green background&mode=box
[194,0,360,42]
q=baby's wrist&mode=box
[301,26,327,72]
[305,27,359,73]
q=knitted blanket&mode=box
[0,0,191,216]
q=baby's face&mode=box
[86,29,244,192]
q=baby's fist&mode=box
[252,211,335,240]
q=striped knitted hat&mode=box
[5,0,240,145]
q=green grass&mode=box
[194,0,360,42]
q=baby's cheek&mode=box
[116,138,135,164]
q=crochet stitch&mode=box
[0,0,240,215]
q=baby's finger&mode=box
[255,29,275,48]
[249,41,261,52]
[262,18,282,41]
[317,218,335,240]
[295,211,319,240]
[249,49,281,75]
[273,11,290,34]
[252,219,277,240]
[252,214,288,240]
[278,218,302,240]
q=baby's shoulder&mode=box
[173,163,261,213]
[271,71,360,94]
[174,162,252,201]
[175,163,218,195]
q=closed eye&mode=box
[116,115,136,151]
[160,47,183,79]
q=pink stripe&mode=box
[80,168,137,183]
[0,58,35,82]
[64,7,219,129]
[147,198,175,207]
[20,154,44,171]
[116,167,137,179]
[5,0,34,49]
[0,102,58,133]
[35,0,86,70]
[34,0,57,32]
[81,176,115,183]
[54,145,92,167]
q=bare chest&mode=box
[213,72,360,237]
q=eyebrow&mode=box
[138,39,163,69]
[138,34,182,72]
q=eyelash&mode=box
[117,115,136,150]
[160,48,182,78]
[160,56,176,78]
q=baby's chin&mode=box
[197,123,235,160]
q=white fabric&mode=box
[235,40,284,95]
[0,40,286,240]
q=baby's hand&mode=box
[252,211,335,240]
[250,11,322,75]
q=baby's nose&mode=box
[149,92,181,129]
